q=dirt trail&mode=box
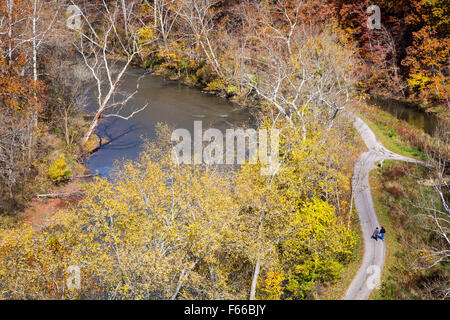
[21,180,84,231]
[344,115,425,300]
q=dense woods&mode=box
[0,0,448,300]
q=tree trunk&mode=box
[82,112,101,145]
[121,0,128,35]
[32,1,38,83]
[249,257,261,300]
[7,0,14,63]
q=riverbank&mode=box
[139,54,258,110]
[366,96,445,135]
[6,60,443,300]
[370,96,449,120]
[0,110,102,228]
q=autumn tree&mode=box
[235,1,357,137]
[403,26,450,108]
[0,1,46,204]
[67,0,151,145]
[0,113,359,300]
[141,0,179,48]
[175,0,223,77]
[330,0,449,106]
[412,122,449,282]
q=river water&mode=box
[367,97,440,136]
[84,67,253,175]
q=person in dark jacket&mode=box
[379,226,386,241]
[372,227,380,241]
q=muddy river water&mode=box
[84,67,252,175]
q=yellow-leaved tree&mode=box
[0,117,358,300]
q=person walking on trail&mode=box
[372,227,380,241]
[379,226,386,241]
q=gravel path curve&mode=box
[344,115,425,300]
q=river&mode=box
[84,67,253,176]
[367,97,441,136]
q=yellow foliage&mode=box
[47,155,72,184]
[205,78,225,92]
[260,270,285,300]
[0,116,359,299]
